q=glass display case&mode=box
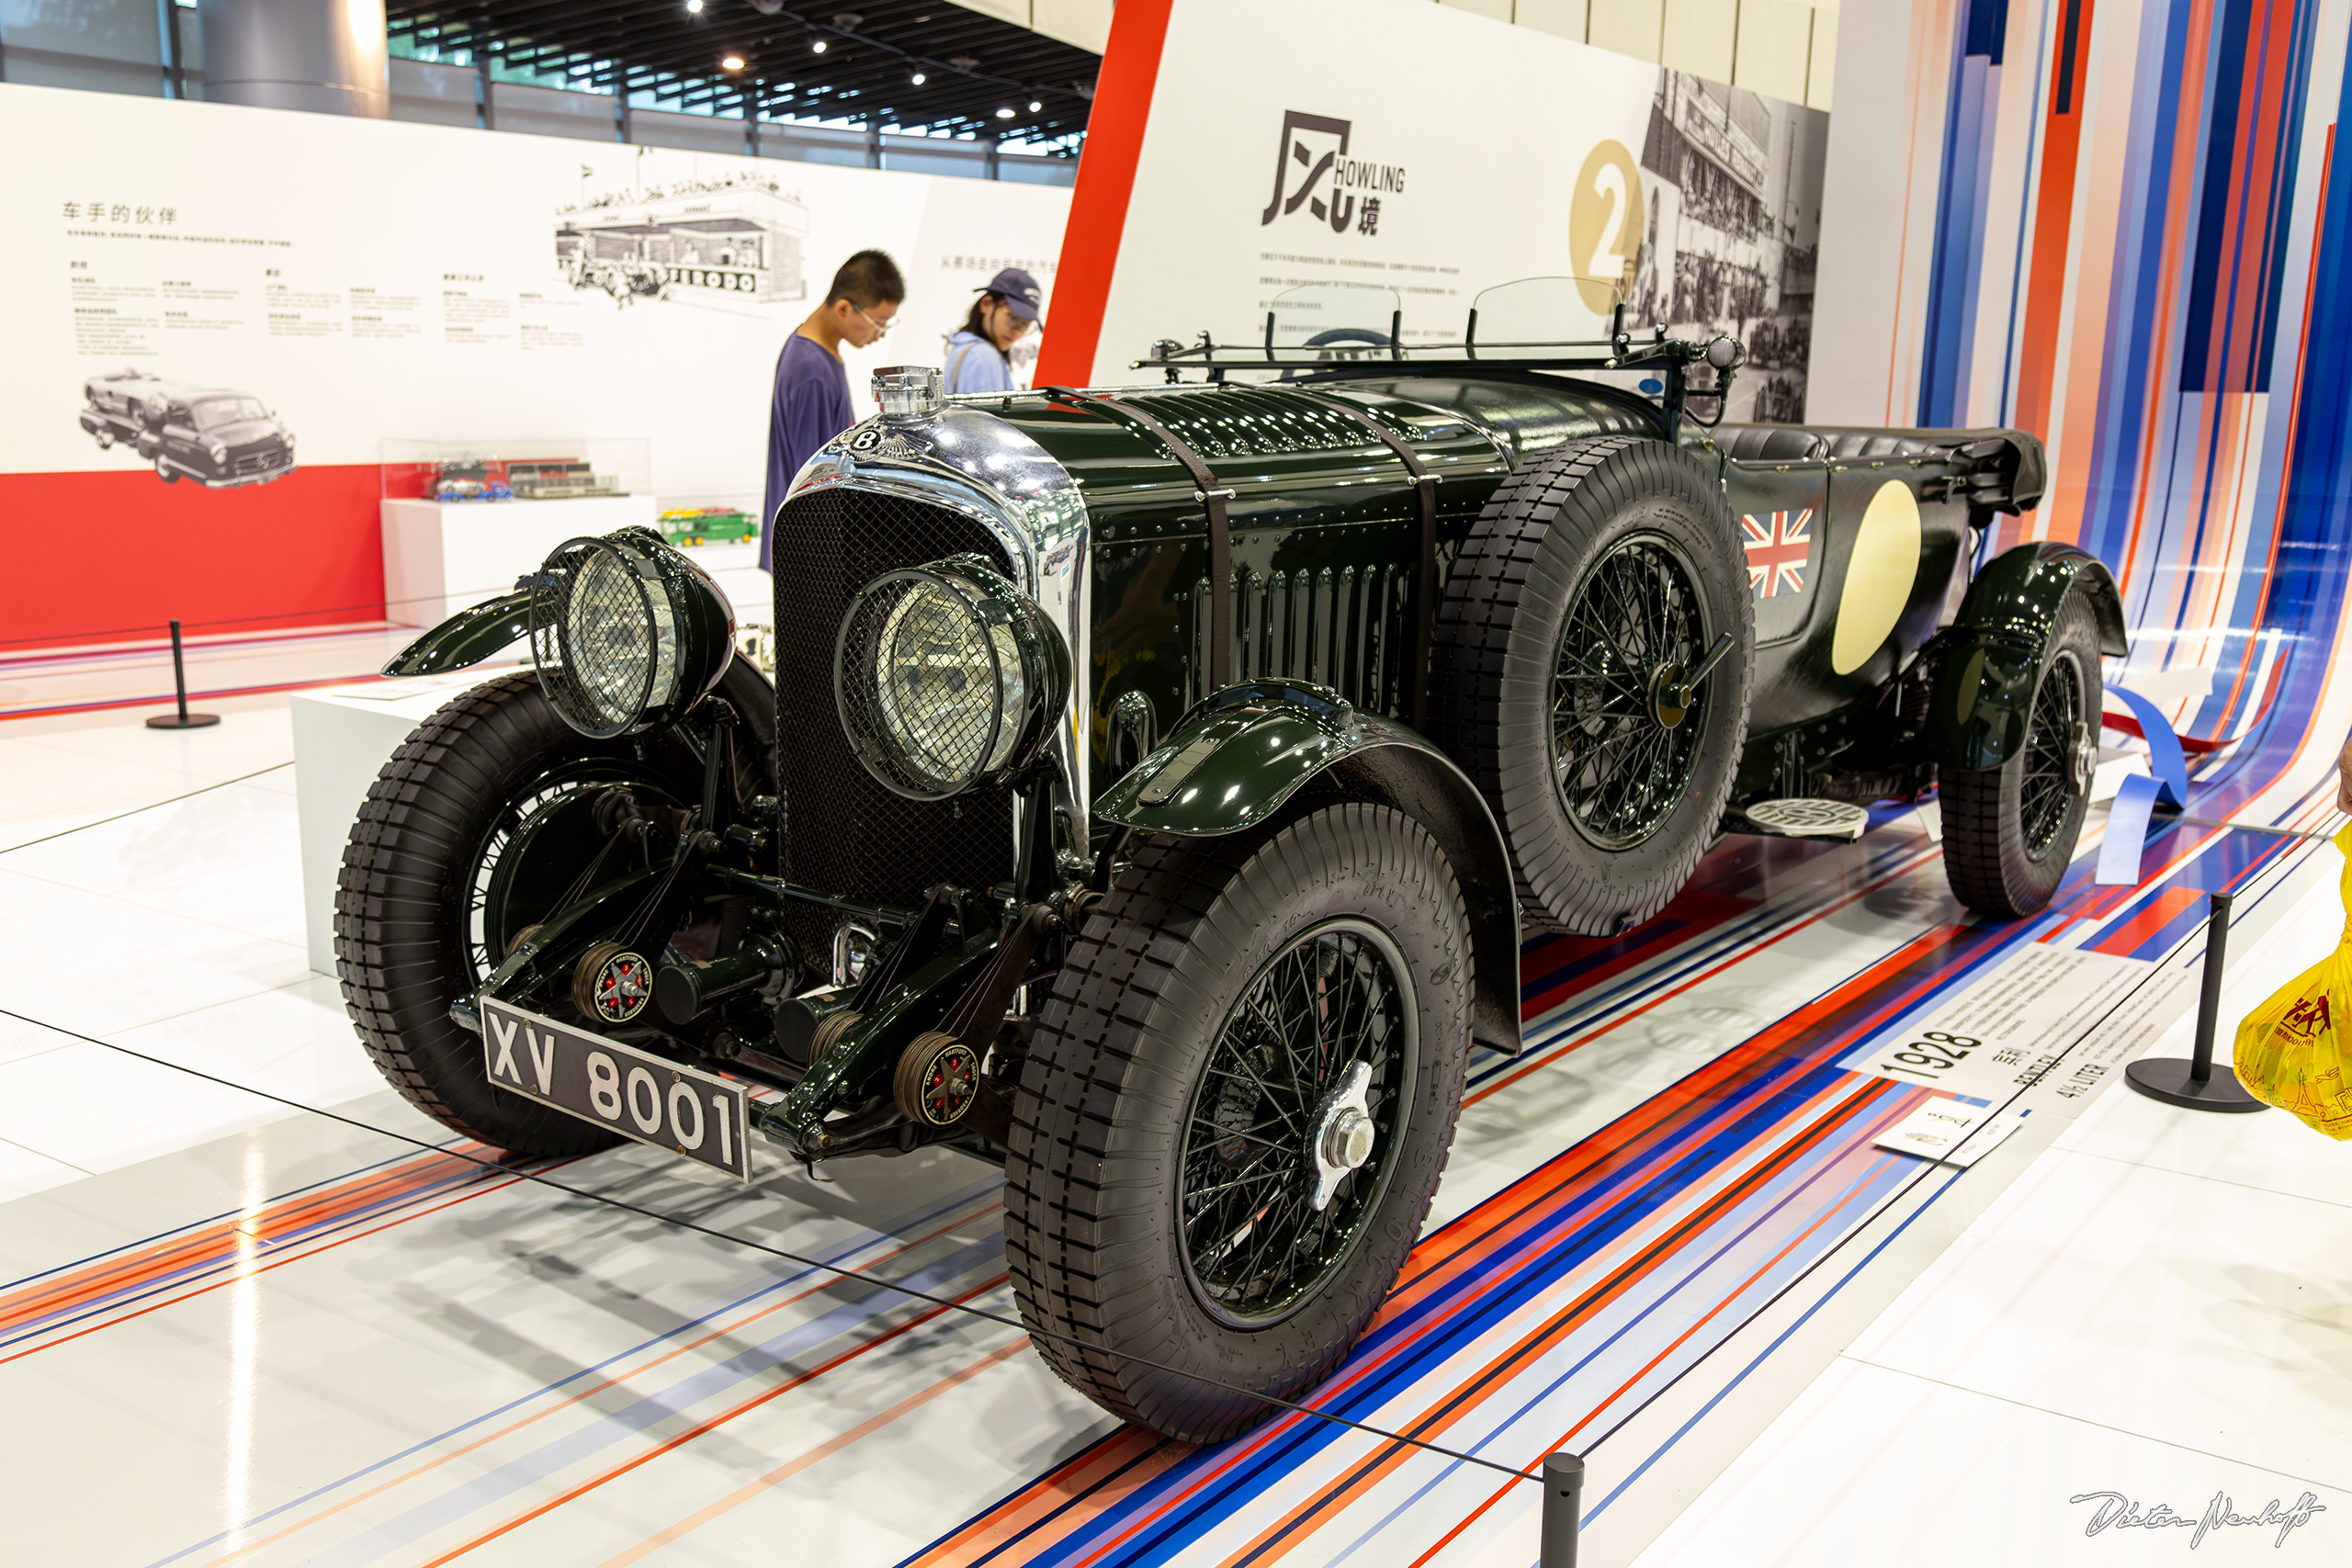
[379,438,651,504]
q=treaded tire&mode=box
[335,670,641,1156]
[1002,803,1473,1442]
[1430,435,1752,936]
[1942,590,2101,919]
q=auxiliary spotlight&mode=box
[910,71,926,84]
[685,0,702,11]
[995,106,1012,118]
[1027,99,1041,111]
[722,54,744,69]
[812,39,828,52]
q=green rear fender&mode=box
[382,588,532,678]
[1097,680,1523,1056]
[1925,542,2127,771]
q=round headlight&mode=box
[530,527,736,739]
[834,555,1069,800]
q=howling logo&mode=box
[1261,111,1406,234]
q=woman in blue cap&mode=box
[942,266,1043,395]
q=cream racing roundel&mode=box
[1831,481,1923,675]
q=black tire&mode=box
[1942,590,2101,918]
[1003,803,1473,1442]
[1430,435,1753,936]
[336,671,673,1156]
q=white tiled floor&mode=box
[5,654,2348,1565]
[1631,881,2352,1567]
[0,697,351,1193]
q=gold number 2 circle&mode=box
[1570,141,1645,316]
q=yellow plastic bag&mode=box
[2232,823,2352,1139]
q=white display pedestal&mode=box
[292,670,520,976]
[381,494,653,626]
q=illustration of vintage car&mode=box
[334,278,2117,1444]
[80,368,298,488]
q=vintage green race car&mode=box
[338,280,2121,1442]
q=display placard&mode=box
[1049,0,1827,424]
[0,82,1070,649]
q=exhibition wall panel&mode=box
[1806,0,2352,809]
[0,82,1069,651]
[1041,0,1828,424]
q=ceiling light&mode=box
[722,54,744,69]
[910,71,925,84]
[811,39,827,52]
[996,106,1013,118]
[685,0,701,11]
[1027,100,1041,111]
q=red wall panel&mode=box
[2,464,382,652]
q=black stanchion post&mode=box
[1541,1452,1584,1568]
[2124,890,2265,1111]
[143,619,220,731]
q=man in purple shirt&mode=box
[760,249,905,571]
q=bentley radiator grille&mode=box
[772,488,1016,954]
[1185,564,1411,716]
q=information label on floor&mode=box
[1840,943,2194,1112]
[1872,1101,2025,1167]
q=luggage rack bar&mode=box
[1136,317,1745,435]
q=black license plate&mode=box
[481,998,752,1181]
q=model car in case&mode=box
[507,460,623,500]
[338,279,2120,1442]
[80,368,297,487]
[659,506,758,546]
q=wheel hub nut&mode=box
[1322,1107,1374,1171]
[1648,664,1690,729]
[1308,1060,1375,1212]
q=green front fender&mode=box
[1925,542,2127,771]
[1097,680,1523,1055]
[382,588,532,678]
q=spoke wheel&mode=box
[1004,803,1473,1443]
[464,766,681,991]
[2018,651,2083,856]
[1942,588,2104,919]
[1179,921,1417,1326]
[336,670,758,1156]
[1551,536,1708,851]
[1430,435,1751,936]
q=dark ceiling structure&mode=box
[387,2,1102,149]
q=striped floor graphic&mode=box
[899,791,2341,1566]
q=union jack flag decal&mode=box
[1741,508,1814,598]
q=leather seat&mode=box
[1713,424,1824,462]
[1713,424,1949,464]
[1820,431,1945,459]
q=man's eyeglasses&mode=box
[853,303,890,338]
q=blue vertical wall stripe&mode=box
[2075,0,2193,577]
[1999,0,2061,424]
[2253,0,2323,388]
[1920,0,2013,424]
[2181,0,2258,390]
[2188,58,2352,819]
[1920,40,1980,423]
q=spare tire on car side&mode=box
[1431,435,1753,936]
